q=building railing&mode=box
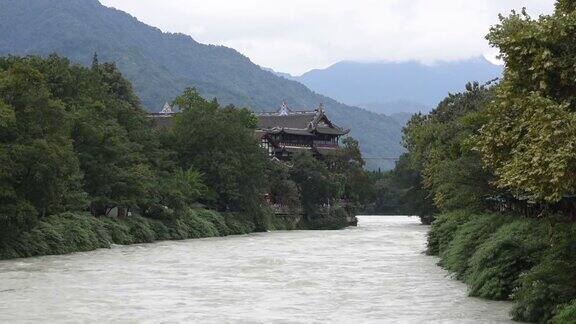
[313,142,338,148]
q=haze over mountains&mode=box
[283,57,503,115]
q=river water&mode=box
[0,216,513,323]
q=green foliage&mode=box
[0,59,88,225]
[0,209,270,260]
[167,210,219,240]
[479,5,576,203]
[374,83,497,223]
[267,163,301,210]
[428,211,576,324]
[161,168,209,211]
[290,152,343,215]
[404,83,496,213]
[511,221,576,323]
[441,214,510,280]
[371,154,436,221]
[195,209,231,236]
[100,217,135,245]
[223,212,257,235]
[169,88,268,212]
[0,212,111,259]
[0,55,166,226]
[553,300,576,324]
[466,220,548,300]
[511,260,576,323]
[426,211,472,256]
[0,54,351,262]
[300,207,350,230]
[326,137,374,210]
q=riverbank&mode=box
[427,211,576,323]
[0,208,356,261]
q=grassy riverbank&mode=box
[0,208,354,261]
[427,211,576,323]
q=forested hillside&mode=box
[0,0,404,168]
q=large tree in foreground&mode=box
[478,3,576,203]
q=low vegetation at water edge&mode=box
[428,212,576,323]
[0,210,258,260]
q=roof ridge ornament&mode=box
[278,100,291,116]
[309,103,326,130]
[160,102,174,114]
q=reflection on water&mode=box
[0,216,513,323]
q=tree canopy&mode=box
[478,4,576,203]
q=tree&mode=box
[291,152,343,215]
[0,58,90,240]
[0,55,171,219]
[371,154,436,221]
[402,83,496,212]
[478,4,576,203]
[0,61,87,217]
[325,137,373,209]
[265,160,301,210]
[373,82,497,222]
[169,88,268,212]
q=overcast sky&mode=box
[100,0,555,75]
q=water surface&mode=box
[0,216,513,323]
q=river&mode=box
[0,216,513,323]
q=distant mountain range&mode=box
[358,101,430,116]
[0,0,405,169]
[278,58,503,115]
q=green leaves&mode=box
[400,84,496,213]
[170,88,268,212]
[290,152,342,214]
[0,55,174,230]
[479,3,576,203]
[480,93,576,202]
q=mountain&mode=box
[358,101,429,116]
[389,112,414,127]
[293,58,503,114]
[261,67,296,81]
[0,0,404,170]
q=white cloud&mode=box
[100,0,555,75]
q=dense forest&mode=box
[0,0,404,170]
[0,55,372,260]
[372,2,576,322]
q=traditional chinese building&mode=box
[256,103,350,160]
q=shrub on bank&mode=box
[0,209,266,260]
[441,213,510,279]
[0,213,112,259]
[511,221,576,323]
[553,300,576,324]
[426,210,472,256]
[301,207,351,230]
[427,212,576,323]
[466,219,548,300]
